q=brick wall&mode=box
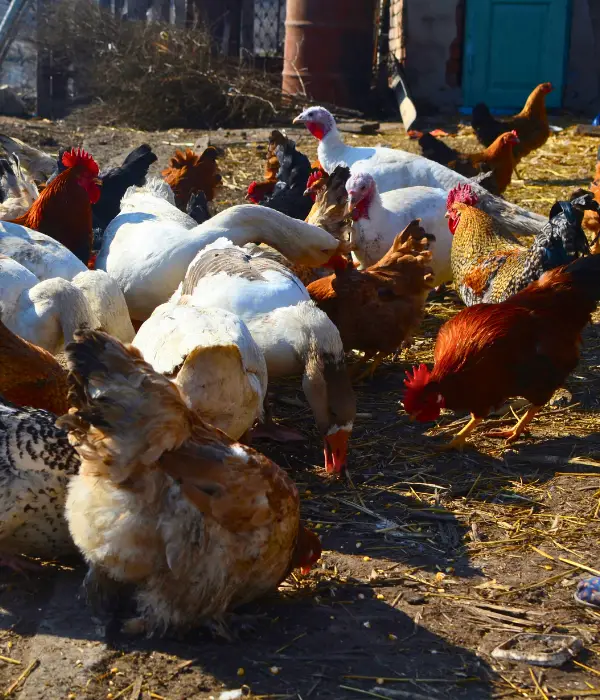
[389,0,405,62]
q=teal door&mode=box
[463,0,571,109]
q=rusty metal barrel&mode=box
[282,0,377,111]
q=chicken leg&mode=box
[483,404,541,444]
[353,352,386,381]
[436,415,482,452]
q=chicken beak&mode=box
[292,115,303,124]
[323,429,350,474]
[93,178,102,187]
[444,211,450,219]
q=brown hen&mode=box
[307,220,435,378]
[472,83,553,163]
[60,329,320,636]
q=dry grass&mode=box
[38,0,303,130]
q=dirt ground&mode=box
[0,112,599,700]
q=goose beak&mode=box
[323,428,350,474]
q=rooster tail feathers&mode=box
[58,329,191,483]
[122,143,157,168]
[536,197,595,268]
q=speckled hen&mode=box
[0,398,79,569]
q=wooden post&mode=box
[151,0,170,22]
[173,0,186,25]
[35,0,51,117]
[240,0,254,57]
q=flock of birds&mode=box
[0,83,599,636]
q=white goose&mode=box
[173,239,356,475]
[133,303,267,440]
[0,256,134,353]
[96,179,344,322]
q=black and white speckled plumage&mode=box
[0,398,79,558]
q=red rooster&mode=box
[11,148,101,265]
[403,254,600,450]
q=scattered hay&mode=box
[38,0,303,130]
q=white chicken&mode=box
[293,106,546,237]
[97,179,345,322]
[345,173,451,285]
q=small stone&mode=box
[388,633,398,641]
[269,666,281,675]
[376,594,385,600]
[406,594,426,605]
[363,621,371,628]
[237,667,245,676]
[356,542,362,549]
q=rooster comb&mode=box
[404,363,431,390]
[446,183,478,211]
[61,148,99,176]
[306,168,325,191]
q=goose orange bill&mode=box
[323,427,351,474]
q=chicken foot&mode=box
[352,352,386,381]
[483,404,541,444]
[436,415,483,452]
[82,564,128,615]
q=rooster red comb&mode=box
[446,183,478,211]
[404,363,431,390]
[305,168,326,201]
[306,169,324,191]
[61,147,99,176]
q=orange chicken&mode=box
[0,318,68,415]
[419,131,519,194]
[162,147,222,211]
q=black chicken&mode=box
[260,137,315,220]
[185,190,211,225]
[93,144,157,232]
